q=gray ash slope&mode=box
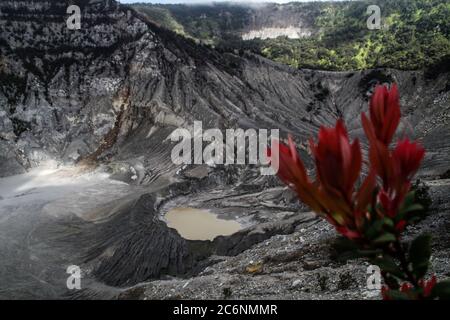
[1,0,450,178]
[0,0,449,299]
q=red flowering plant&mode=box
[267,84,450,300]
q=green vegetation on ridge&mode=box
[133,0,450,71]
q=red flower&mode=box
[420,275,437,297]
[267,136,325,215]
[400,282,414,293]
[378,189,398,218]
[395,220,407,232]
[309,120,365,230]
[269,81,434,300]
[361,84,403,189]
[362,84,401,146]
[335,226,361,240]
[375,139,424,220]
[309,119,362,209]
[306,119,364,229]
[393,139,425,183]
[268,120,371,240]
[381,285,391,300]
[384,275,438,299]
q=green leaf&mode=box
[408,216,422,224]
[398,201,423,221]
[366,220,385,240]
[332,237,361,262]
[385,290,411,300]
[431,280,450,300]
[409,234,432,279]
[333,236,359,252]
[383,218,394,228]
[383,274,400,290]
[401,204,424,215]
[373,233,396,244]
[402,191,416,209]
[366,218,395,240]
[356,249,383,258]
[373,255,404,278]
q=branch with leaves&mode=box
[268,84,450,300]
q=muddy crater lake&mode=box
[164,207,242,241]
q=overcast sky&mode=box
[118,1,343,4]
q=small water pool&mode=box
[164,207,242,241]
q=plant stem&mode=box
[392,239,419,287]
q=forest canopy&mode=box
[134,0,450,71]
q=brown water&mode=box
[165,208,242,241]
